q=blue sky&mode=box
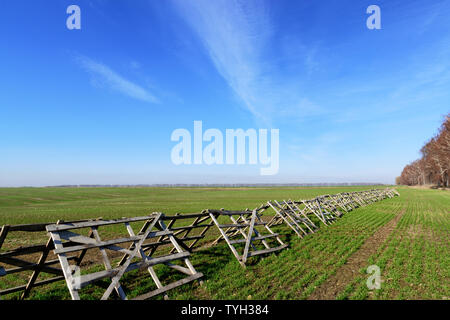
[1,0,449,186]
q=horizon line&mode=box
[0,182,390,188]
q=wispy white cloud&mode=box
[170,0,321,124]
[76,56,159,104]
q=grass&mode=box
[338,188,450,300]
[0,186,448,300]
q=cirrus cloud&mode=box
[76,55,159,104]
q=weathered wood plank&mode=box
[0,256,63,276]
[91,227,127,300]
[133,272,203,300]
[50,227,81,300]
[247,244,289,257]
[0,225,10,250]
[53,230,172,255]
[158,219,199,276]
[228,215,256,251]
[218,222,266,228]
[161,213,209,220]
[125,221,169,300]
[21,237,53,299]
[242,211,257,264]
[229,233,279,244]
[4,256,75,274]
[78,269,118,288]
[209,213,242,263]
[101,213,162,300]
[0,245,47,258]
[169,223,214,231]
[46,215,160,232]
[0,276,66,296]
[239,213,271,250]
[267,201,304,238]
[207,210,253,216]
[7,219,95,232]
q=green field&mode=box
[0,186,448,300]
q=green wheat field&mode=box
[0,186,448,300]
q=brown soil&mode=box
[307,207,406,300]
[408,184,449,191]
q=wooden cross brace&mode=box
[266,200,317,238]
[46,213,203,300]
[209,209,288,267]
[0,219,101,299]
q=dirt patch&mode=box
[307,207,406,300]
[408,185,449,191]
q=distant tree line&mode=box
[397,114,450,187]
[48,183,385,188]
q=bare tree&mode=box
[399,113,450,187]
